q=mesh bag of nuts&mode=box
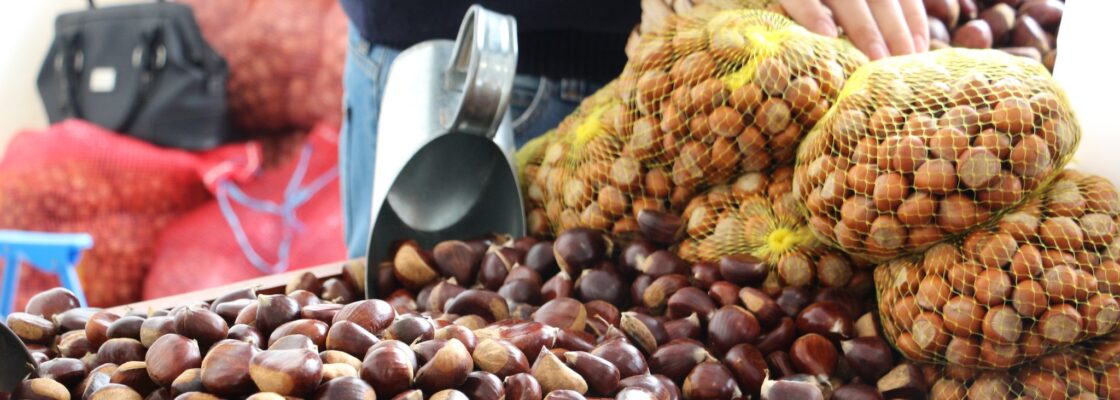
[677,167,873,292]
[927,332,1120,400]
[794,48,1080,262]
[875,170,1120,369]
[519,9,868,238]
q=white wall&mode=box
[0,0,142,153]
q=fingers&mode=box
[866,0,916,56]
[899,0,930,52]
[824,0,889,59]
[780,0,838,37]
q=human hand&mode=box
[780,0,930,60]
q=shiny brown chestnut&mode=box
[312,376,377,400]
[760,378,825,400]
[620,239,657,276]
[691,261,722,289]
[361,340,417,398]
[415,338,473,392]
[393,239,440,289]
[136,316,174,348]
[832,383,885,400]
[553,228,609,276]
[54,307,100,332]
[796,301,853,341]
[776,287,812,317]
[445,289,510,322]
[200,339,259,396]
[227,324,264,347]
[96,338,146,366]
[109,361,159,395]
[501,279,544,305]
[591,337,648,379]
[459,371,506,400]
[332,299,396,335]
[474,338,531,378]
[7,312,56,344]
[322,277,359,304]
[877,363,928,400]
[564,351,621,395]
[543,272,574,302]
[86,310,121,349]
[267,319,328,348]
[170,367,204,395]
[708,305,762,356]
[37,357,88,388]
[26,287,81,320]
[174,306,229,349]
[683,361,743,399]
[740,287,784,328]
[532,348,588,395]
[534,298,588,332]
[249,348,323,396]
[766,351,797,379]
[255,294,300,336]
[637,209,684,245]
[664,314,702,341]
[145,334,201,387]
[643,274,691,310]
[287,290,322,309]
[505,372,544,400]
[88,382,143,400]
[649,339,716,382]
[433,240,483,285]
[57,330,92,359]
[383,314,436,344]
[666,287,717,320]
[789,333,838,376]
[719,254,769,286]
[723,343,768,396]
[574,268,625,305]
[269,334,316,351]
[841,336,894,382]
[708,281,741,307]
[106,316,145,341]
[300,303,344,324]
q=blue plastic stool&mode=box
[0,230,93,317]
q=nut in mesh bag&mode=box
[795,48,1080,261]
[524,9,868,238]
[678,167,876,293]
[927,332,1120,400]
[875,170,1120,370]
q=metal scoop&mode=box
[365,5,524,296]
[0,321,36,391]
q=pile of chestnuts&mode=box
[5,225,927,400]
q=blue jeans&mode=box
[340,26,600,258]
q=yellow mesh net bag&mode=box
[519,9,868,238]
[926,332,1120,399]
[794,48,1081,261]
[676,167,873,291]
[875,170,1120,369]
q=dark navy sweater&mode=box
[339,0,640,82]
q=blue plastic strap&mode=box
[214,143,339,275]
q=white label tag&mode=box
[89,67,116,93]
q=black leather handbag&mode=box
[37,0,236,150]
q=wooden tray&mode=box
[107,260,355,314]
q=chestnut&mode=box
[445,289,510,322]
[708,305,761,356]
[776,287,812,317]
[832,383,884,400]
[138,316,176,348]
[574,268,625,305]
[789,333,838,376]
[877,363,928,400]
[415,338,473,392]
[460,371,506,400]
[326,320,379,358]
[542,390,588,400]
[563,351,621,395]
[57,330,92,359]
[96,338,146,366]
[312,376,377,400]
[760,378,825,400]
[268,319,328,349]
[255,295,300,336]
[171,368,204,394]
[269,334,316,351]
[433,240,482,285]
[708,281,741,307]
[110,361,159,395]
[642,274,691,310]
[227,324,264,347]
[620,239,657,276]
[7,312,56,344]
[841,336,894,382]
[287,290,322,309]
[666,287,716,321]
[723,343,768,396]
[332,299,396,335]
[200,339,258,396]
[739,287,783,328]
[86,310,121,349]
[54,307,100,332]
[321,350,364,372]
[88,383,142,400]
[553,228,609,276]
[664,314,702,341]
[25,287,80,320]
[300,303,344,324]
[532,348,588,395]
[719,254,768,286]
[543,272,574,302]
[637,209,684,245]
[106,315,145,341]
[173,306,228,350]
[591,338,648,379]
[534,298,587,332]
[650,339,716,383]
[393,240,440,289]
[383,314,436,344]
[796,301,853,341]
[361,340,417,398]
[322,278,359,304]
[38,357,88,388]
[505,372,544,400]
[249,348,323,396]
[145,334,201,387]
[683,361,743,399]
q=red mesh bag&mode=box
[181,0,346,134]
[143,123,345,298]
[0,120,212,307]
